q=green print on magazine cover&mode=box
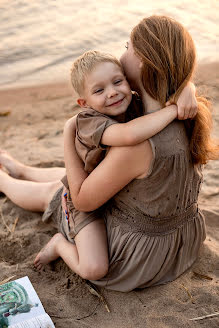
[0,281,38,328]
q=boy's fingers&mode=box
[190,100,198,118]
[177,98,198,120]
[177,106,185,120]
[187,109,193,119]
[191,104,198,118]
[186,108,193,119]
[187,105,197,119]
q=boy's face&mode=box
[78,62,132,117]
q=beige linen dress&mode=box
[90,119,206,291]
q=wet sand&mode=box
[0,62,218,328]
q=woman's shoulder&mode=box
[150,120,189,154]
[146,120,191,177]
[107,140,153,180]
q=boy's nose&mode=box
[107,86,118,98]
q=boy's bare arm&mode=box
[101,81,197,147]
[101,104,177,147]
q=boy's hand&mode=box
[176,82,197,120]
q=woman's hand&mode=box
[176,82,198,120]
[61,186,68,219]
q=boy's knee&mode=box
[80,261,108,280]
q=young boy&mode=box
[61,50,178,237]
[71,50,178,172]
[34,50,186,275]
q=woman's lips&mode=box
[107,98,124,107]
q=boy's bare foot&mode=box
[0,149,25,179]
[34,233,64,270]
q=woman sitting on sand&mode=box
[0,16,218,292]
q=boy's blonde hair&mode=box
[71,50,123,96]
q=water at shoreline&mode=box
[1,0,218,89]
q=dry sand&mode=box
[0,63,219,328]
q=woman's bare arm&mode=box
[64,117,152,212]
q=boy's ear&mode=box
[77,98,87,108]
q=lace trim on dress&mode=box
[108,202,200,236]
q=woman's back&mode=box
[92,120,206,291]
[108,120,202,220]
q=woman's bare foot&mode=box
[0,149,25,179]
[0,168,10,193]
[34,233,65,270]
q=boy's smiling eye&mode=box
[125,41,129,49]
[93,88,103,94]
[114,79,122,85]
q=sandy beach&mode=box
[0,62,218,328]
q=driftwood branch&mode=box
[190,312,219,321]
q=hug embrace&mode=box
[0,15,218,292]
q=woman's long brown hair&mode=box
[131,15,219,164]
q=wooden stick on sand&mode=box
[190,312,219,321]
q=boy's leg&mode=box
[74,219,109,279]
[0,169,62,212]
[34,219,109,280]
[0,149,66,182]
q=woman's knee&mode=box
[80,261,109,280]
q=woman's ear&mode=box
[77,98,87,108]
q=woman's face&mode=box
[120,40,142,91]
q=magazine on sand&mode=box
[0,276,55,328]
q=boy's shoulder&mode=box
[75,108,118,172]
[76,108,117,130]
[76,108,118,142]
[77,108,112,120]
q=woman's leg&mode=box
[34,219,109,280]
[0,149,66,182]
[0,169,62,212]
